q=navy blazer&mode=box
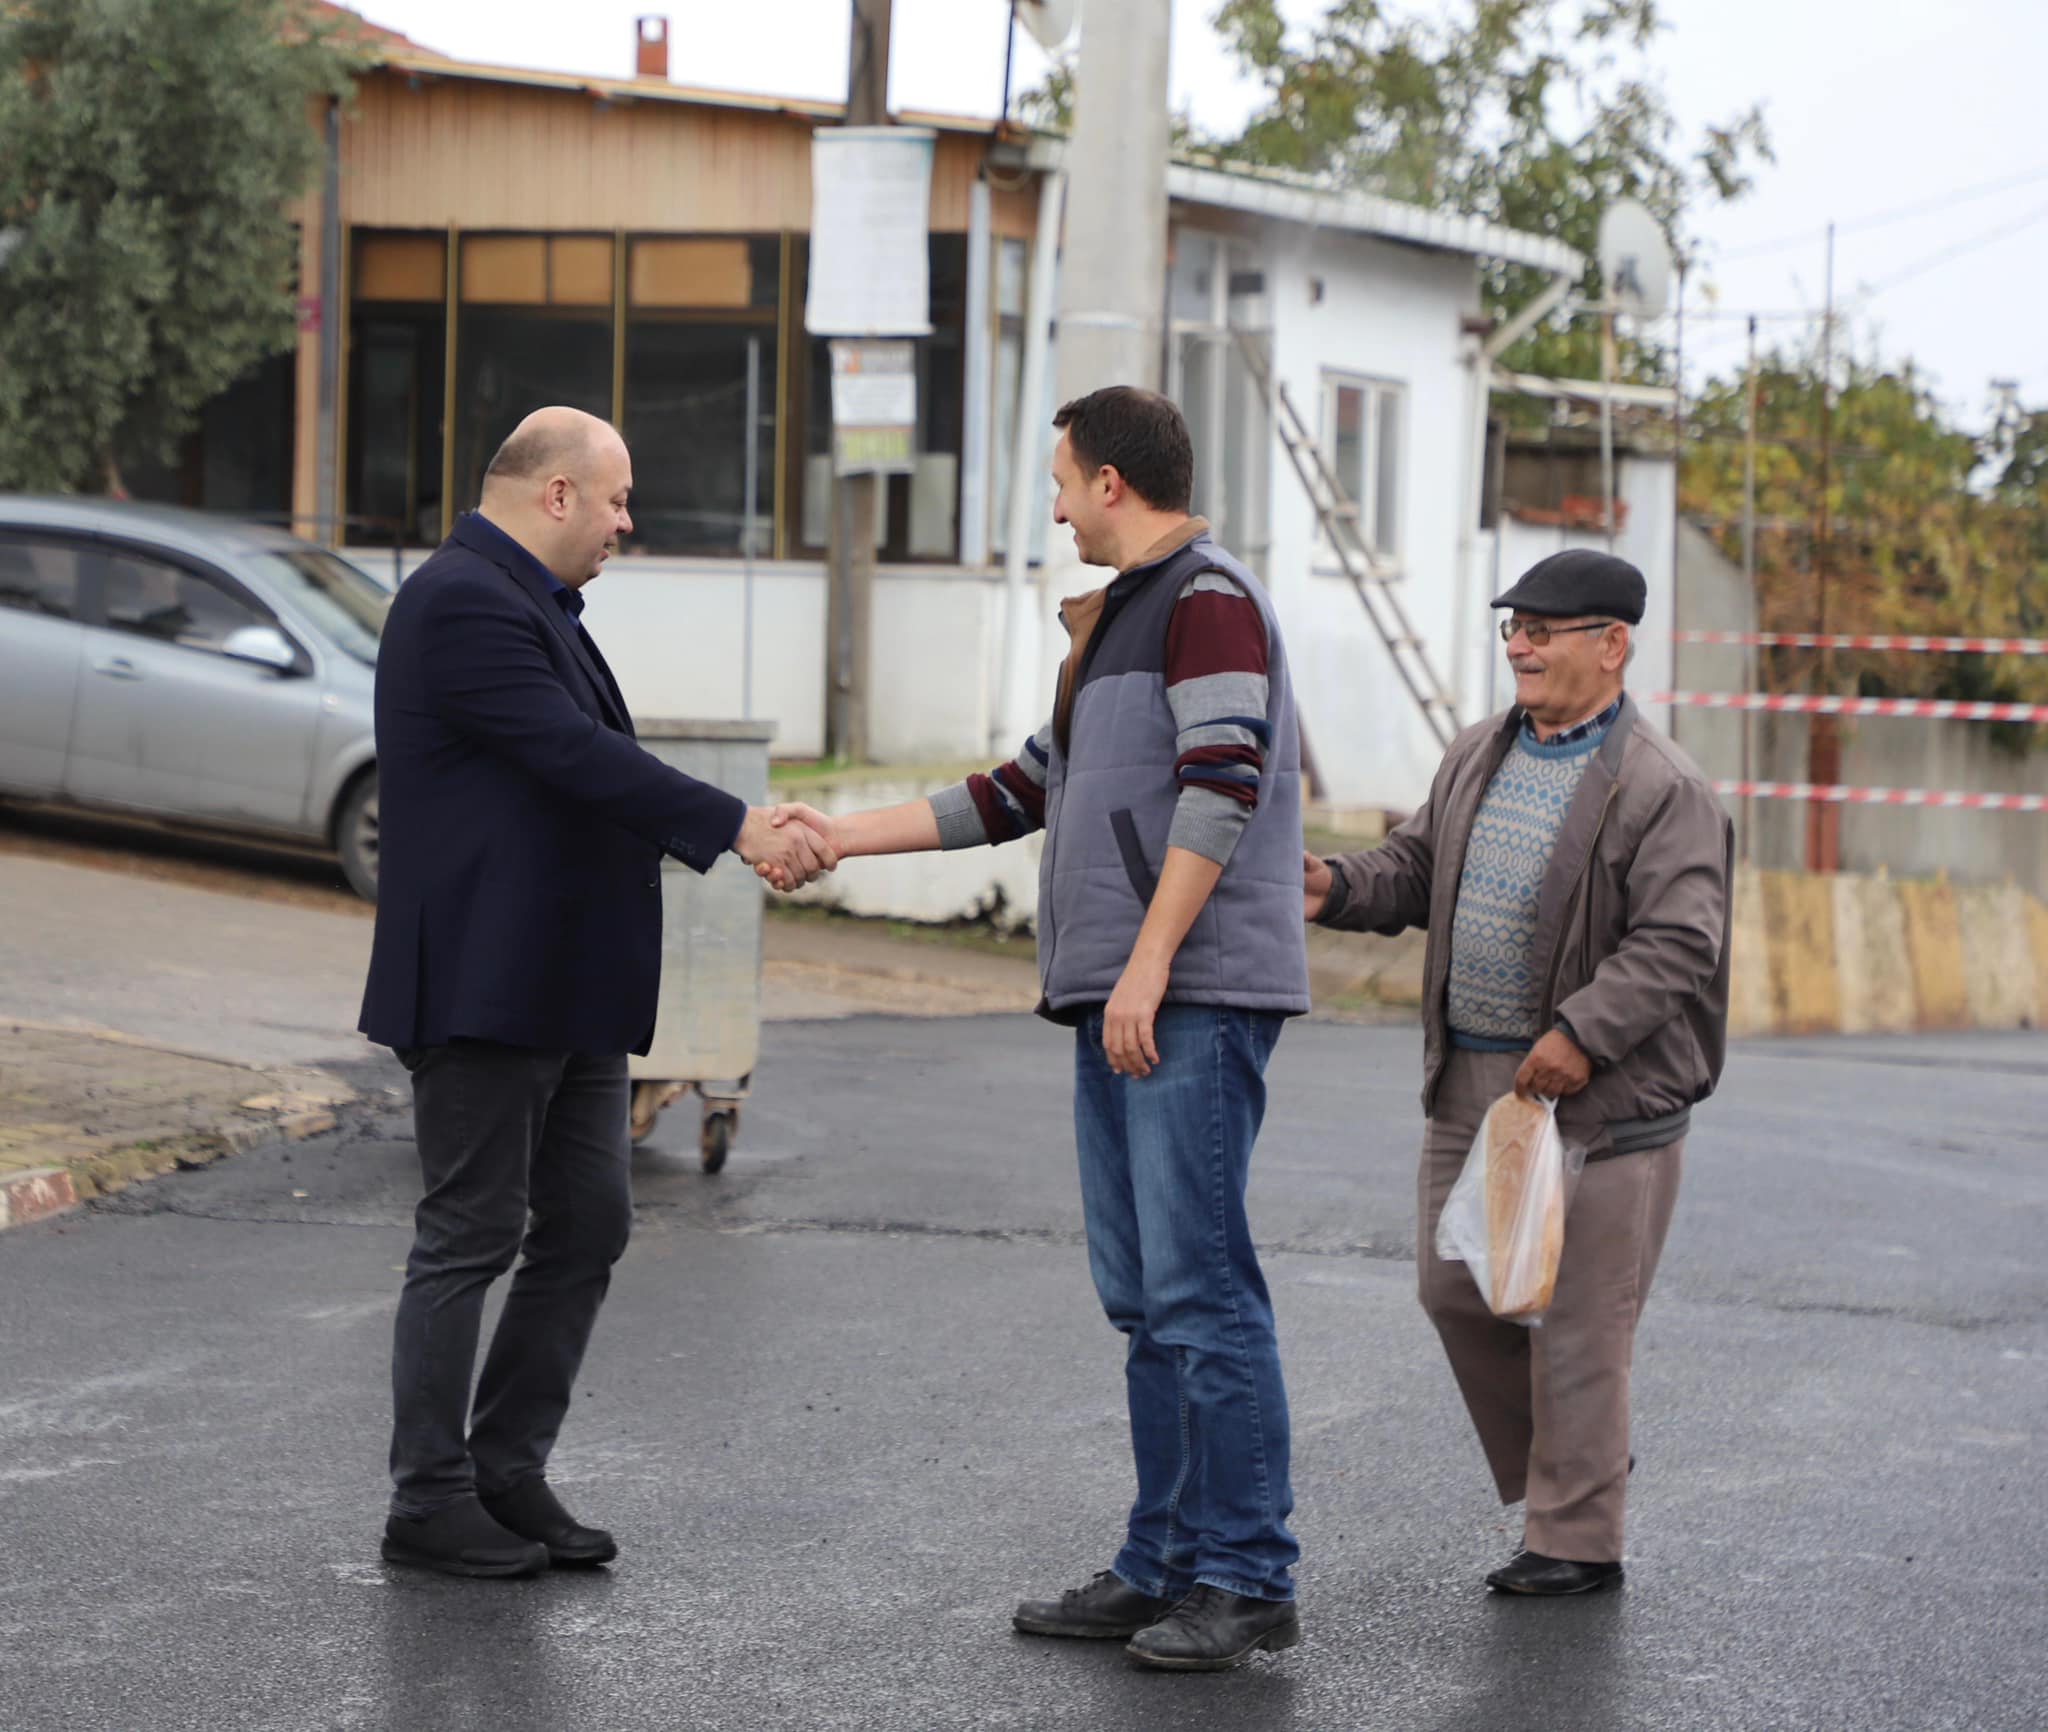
[358,514,748,1056]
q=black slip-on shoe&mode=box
[382,1497,550,1579]
[480,1479,618,1567]
[1013,1570,1175,1639]
[1485,1549,1625,1595]
[1124,1585,1301,1671]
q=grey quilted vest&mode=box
[1038,531,1311,1017]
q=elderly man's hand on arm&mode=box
[732,806,837,891]
[1302,851,1334,922]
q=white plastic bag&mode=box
[1435,1092,1584,1326]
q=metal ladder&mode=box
[1232,328,1462,749]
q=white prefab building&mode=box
[1154,163,1590,813]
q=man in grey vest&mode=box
[1306,549,1733,1595]
[772,387,1308,1670]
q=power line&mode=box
[1856,198,2048,299]
[1717,162,2048,262]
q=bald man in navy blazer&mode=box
[362,407,830,1579]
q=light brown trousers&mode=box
[1418,1047,1683,1564]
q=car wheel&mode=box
[337,770,379,902]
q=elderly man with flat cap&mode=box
[1304,550,1732,1595]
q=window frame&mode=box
[1318,370,1407,575]
[0,531,89,624]
[75,535,310,672]
[1166,230,1239,541]
[345,226,452,549]
[618,232,784,559]
[787,232,973,565]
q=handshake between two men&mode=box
[731,802,847,893]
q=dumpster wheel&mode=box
[700,1107,737,1174]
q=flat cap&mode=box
[1491,548,1646,624]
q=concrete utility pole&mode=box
[1014,0,1171,694]
[1053,0,1172,406]
[825,0,894,762]
[993,0,1172,752]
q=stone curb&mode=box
[0,1032,351,1236]
[0,1166,80,1233]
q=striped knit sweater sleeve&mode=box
[928,720,1054,849]
[1165,569,1270,866]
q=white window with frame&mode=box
[1166,230,1271,574]
[1319,372,1404,573]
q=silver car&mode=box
[0,498,385,899]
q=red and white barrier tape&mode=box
[1674,630,2048,656]
[1713,780,2048,813]
[1651,691,2048,723]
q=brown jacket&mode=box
[1317,696,1733,1156]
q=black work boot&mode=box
[381,1496,550,1579]
[1013,1570,1175,1639]
[1124,1585,1302,1671]
[480,1479,618,1567]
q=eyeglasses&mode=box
[1499,617,1616,647]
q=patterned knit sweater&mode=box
[1445,703,1618,1049]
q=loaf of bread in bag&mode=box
[1484,1093,1563,1316]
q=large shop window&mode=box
[620,236,780,556]
[451,234,616,514]
[348,230,448,546]
[793,235,968,563]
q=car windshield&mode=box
[253,548,389,667]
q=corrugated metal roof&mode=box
[1164,160,1584,275]
[374,48,1000,137]
[1019,136,1579,273]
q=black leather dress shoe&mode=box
[1485,1550,1625,1595]
[1013,1570,1174,1639]
[480,1479,618,1567]
[382,1497,550,1579]
[1124,1585,1301,1671]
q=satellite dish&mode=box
[1598,199,1672,320]
[1015,0,1077,53]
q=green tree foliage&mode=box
[1682,351,2048,720]
[1206,0,1770,378]
[0,0,360,493]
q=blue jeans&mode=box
[1073,1003,1298,1603]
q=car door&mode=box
[0,533,89,797]
[66,545,325,831]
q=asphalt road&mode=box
[2,1015,2043,1732]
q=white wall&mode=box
[1260,230,1484,813]
[580,561,827,754]
[783,774,1046,929]
[584,561,1007,764]
[357,550,1007,766]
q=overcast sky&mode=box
[364,0,2048,427]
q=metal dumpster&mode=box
[627,718,775,1171]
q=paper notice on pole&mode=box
[806,127,935,337]
[830,340,917,475]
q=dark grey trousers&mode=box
[389,1041,633,1519]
